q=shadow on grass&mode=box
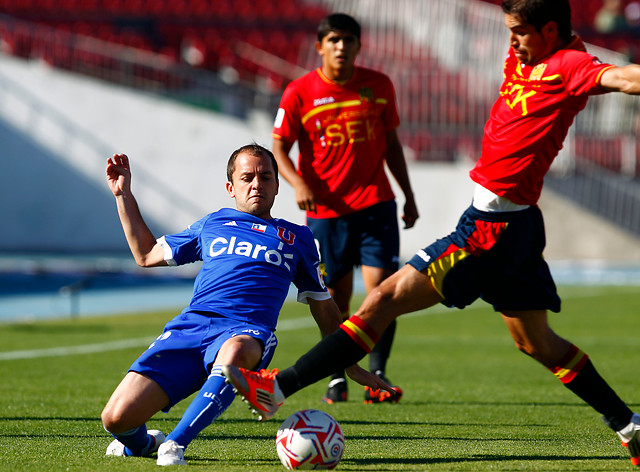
[343,453,621,467]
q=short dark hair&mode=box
[226,143,279,182]
[317,13,361,42]
[502,0,572,41]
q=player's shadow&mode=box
[344,454,621,468]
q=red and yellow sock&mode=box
[340,315,380,353]
[550,344,633,432]
[550,344,589,384]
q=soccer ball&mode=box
[275,409,345,470]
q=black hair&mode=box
[502,0,572,41]
[226,143,279,182]
[317,13,361,42]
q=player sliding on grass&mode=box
[101,144,386,466]
[223,0,640,466]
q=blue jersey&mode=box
[157,208,329,330]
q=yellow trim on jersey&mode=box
[342,319,376,351]
[301,100,362,125]
[596,65,616,85]
[301,98,389,125]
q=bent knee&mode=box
[512,340,536,358]
[101,404,132,434]
[217,336,263,369]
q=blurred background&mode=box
[1,0,640,322]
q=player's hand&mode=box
[295,183,317,213]
[345,364,396,395]
[402,196,419,229]
[106,153,131,197]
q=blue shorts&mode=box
[407,204,560,313]
[307,200,400,285]
[129,311,277,410]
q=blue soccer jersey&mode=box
[157,208,329,330]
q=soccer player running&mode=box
[100,144,387,466]
[224,0,640,466]
[271,13,419,404]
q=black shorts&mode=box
[307,200,400,285]
[407,204,561,313]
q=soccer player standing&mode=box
[225,1,640,466]
[100,144,385,466]
[272,13,419,404]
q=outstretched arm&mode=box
[384,129,419,229]
[272,138,317,213]
[105,153,166,267]
[601,64,640,95]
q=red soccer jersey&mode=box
[470,36,615,205]
[273,66,400,218]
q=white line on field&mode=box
[0,304,457,361]
[0,337,156,361]
[0,287,633,361]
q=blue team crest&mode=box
[277,227,296,245]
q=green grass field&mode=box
[1,285,639,471]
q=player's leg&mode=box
[222,205,494,419]
[308,214,354,404]
[158,334,266,465]
[361,265,402,403]
[104,312,220,459]
[102,371,169,456]
[359,201,403,403]
[501,309,639,465]
[223,264,442,420]
[322,270,353,403]
[290,264,436,391]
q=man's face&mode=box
[226,151,278,219]
[316,30,361,74]
[505,13,556,66]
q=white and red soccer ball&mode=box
[275,409,345,470]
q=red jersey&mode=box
[273,66,400,218]
[470,37,615,205]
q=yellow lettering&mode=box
[505,83,536,116]
[366,119,376,141]
[326,124,345,146]
[345,121,365,143]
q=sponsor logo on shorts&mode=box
[241,329,262,336]
[417,249,431,263]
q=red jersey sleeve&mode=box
[562,50,616,97]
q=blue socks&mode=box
[166,365,236,448]
[111,424,155,456]
[109,365,235,455]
